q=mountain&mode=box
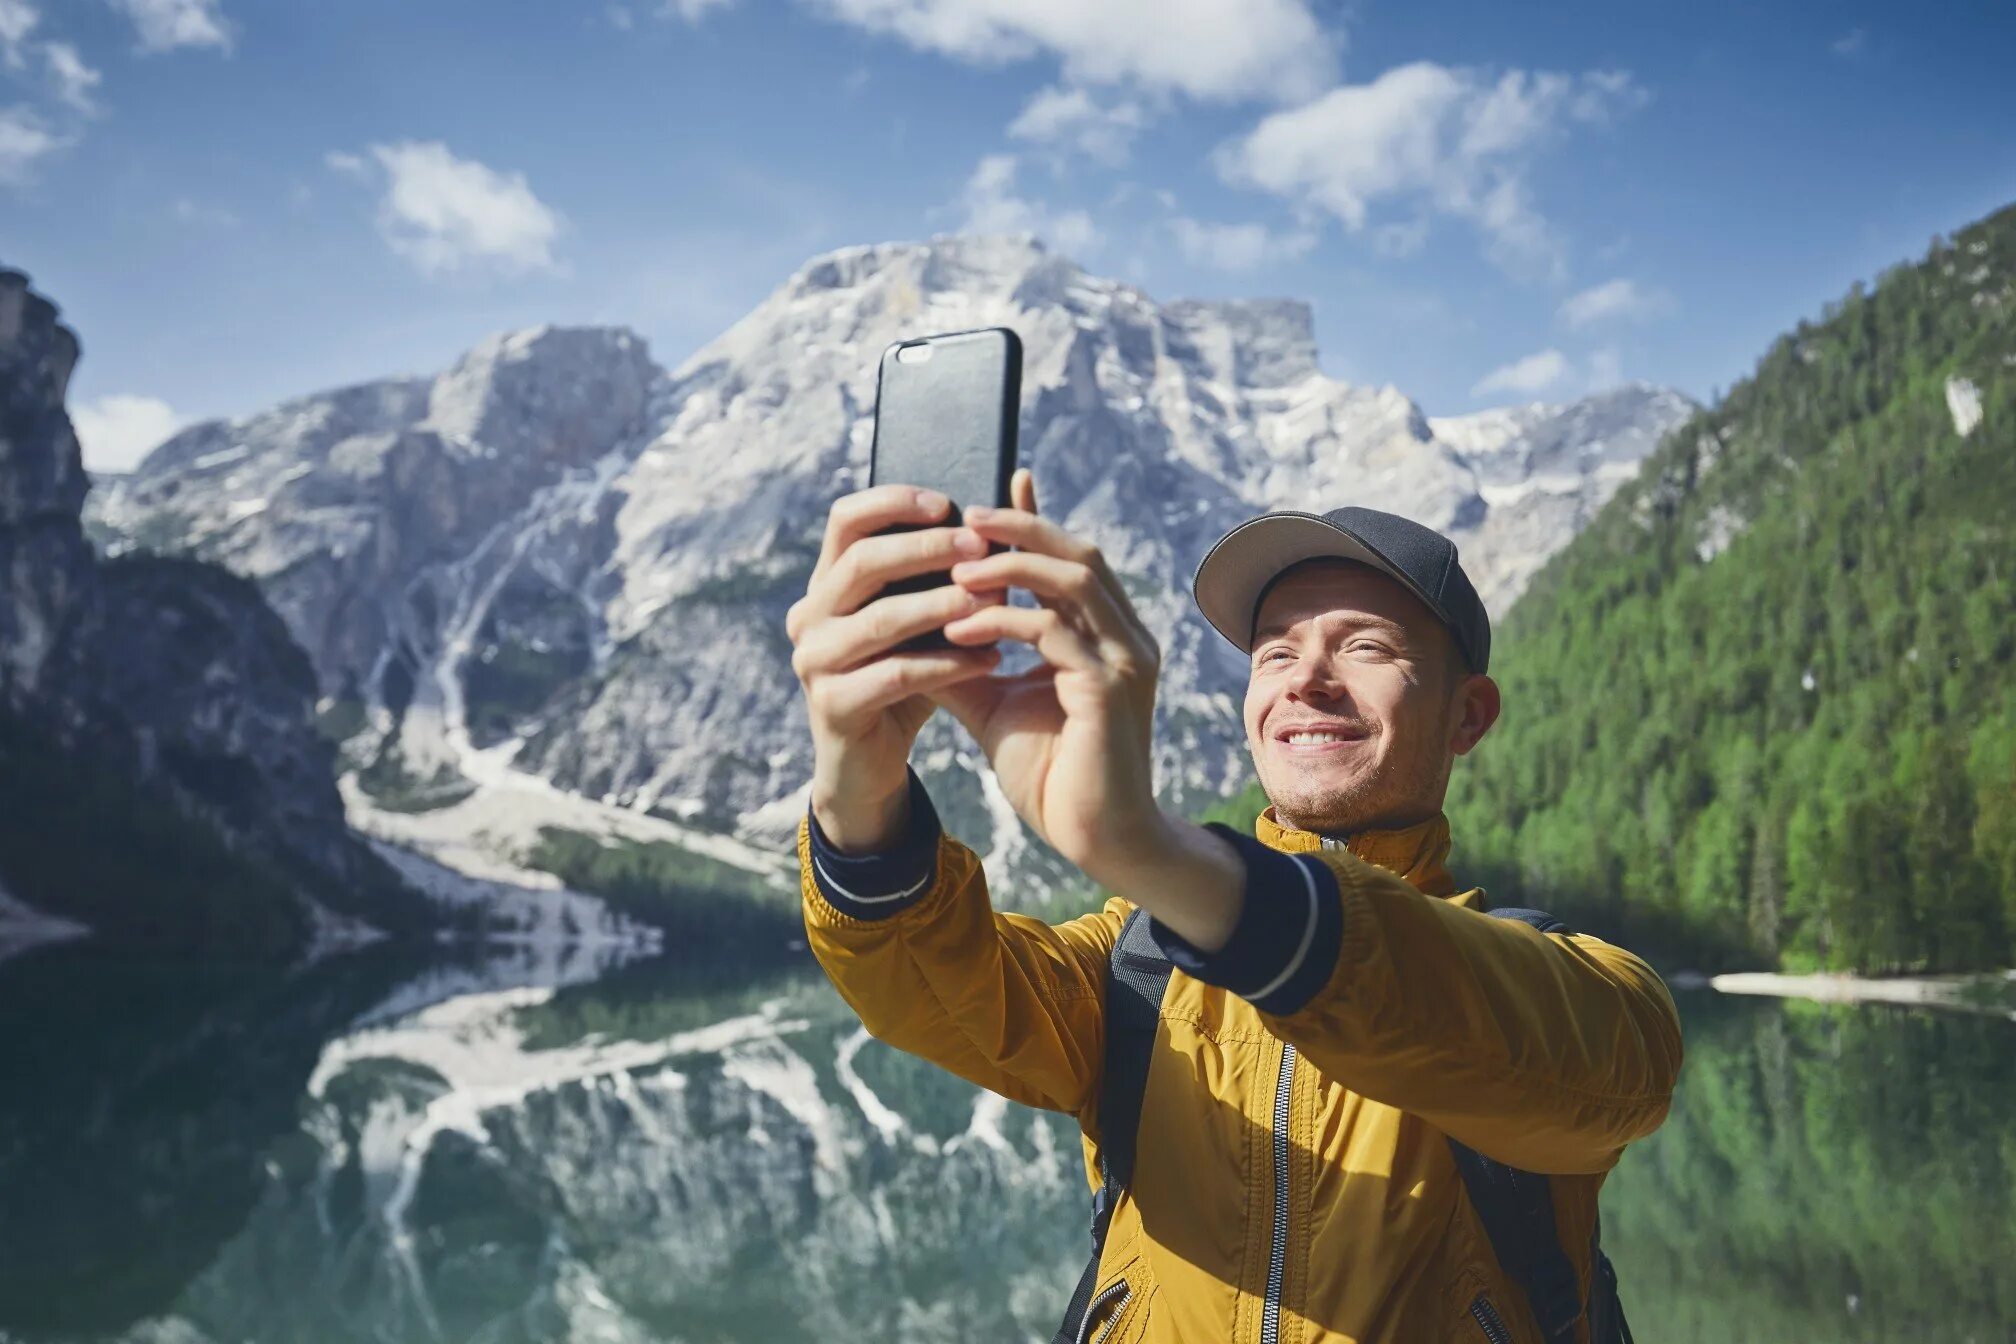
[89,235,1694,904]
[0,268,435,952]
[1437,203,2016,973]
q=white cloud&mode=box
[1471,348,1571,397]
[336,140,565,277]
[1170,216,1312,272]
[0,104,63,183]
[0,0,36,66]
[807,0,1336,101]
[1831,27,1868,58]
[660,0,733,20]
[71,394,185,473]
[959,153,1097,257]
[1008,85,1145,165]
[1558,277,1668,328]
[44,41,101,113]
[1222,62,1645,277]
[111,0,231,53]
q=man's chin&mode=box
[1262,779,1379,836]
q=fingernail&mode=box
[916,489,949,515]
[953,529,986,556]
[965,504,993,521]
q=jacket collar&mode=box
[1254,806,1464,900]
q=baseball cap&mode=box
[1192,507,1492,673]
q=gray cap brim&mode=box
[1192,512,1444,653]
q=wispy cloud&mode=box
[805,0,1337,102]
[660,0,734,22]
[1831,26,1868,58]
[958,152,1097,257]
[44,41,101,114]
[1008,85,1145,165]
[0,0,36,67]
[110,0,233,54]
[170,195,238,227]
[1222,62,1646,278]
[1558,277,1669,328]
[0,104,64,184]
[332,140,566,278]
[71,394,186,473]
[1169,216,1313,272]
[1471,347,1571,397]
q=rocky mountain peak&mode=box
[88,241,1697,905]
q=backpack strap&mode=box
[1445,905,1590,1344]
[1054,908,1173,1344]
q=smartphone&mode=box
[866,326,1022,650]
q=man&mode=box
[785,468,1681,1344]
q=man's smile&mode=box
[1271,720,1372,752]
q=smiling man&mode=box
[787,472,1680,1344]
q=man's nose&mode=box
[1284,657,1347,706]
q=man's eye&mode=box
[1258,648,1293,665]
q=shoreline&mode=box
[1709,968,2016,1020]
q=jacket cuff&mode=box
[1148,824,1345,1016]
[804,767,942,921]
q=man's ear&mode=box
[1450,674,1500,756]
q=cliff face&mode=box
[0,267,433,949]
[0,270,94,713]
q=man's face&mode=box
[1241,559,1498,834]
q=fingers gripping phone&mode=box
[867,327,1022,650]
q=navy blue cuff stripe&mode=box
[1148,824,1344,1016]
[806,767,943,921]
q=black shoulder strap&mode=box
[1446,905,1593,1344]
[1054,908,1173,1344]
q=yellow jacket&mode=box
[797,783,1682,1344]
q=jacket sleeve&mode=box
[797,768,1121,1117]
[1150,825,1683,1175]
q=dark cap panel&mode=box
[1192,506,1491,674]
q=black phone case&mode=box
[867,327,1022,649]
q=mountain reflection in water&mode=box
[0,942,2009,1344]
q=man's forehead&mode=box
[1250,560,1437,643]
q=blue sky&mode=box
[3,0,2011,470]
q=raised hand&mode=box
[786,485,1006,853]
[928,469,1166,887]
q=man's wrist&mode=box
[1090,810,1245,953]
[810,770,911,855]
[805,767,944,921]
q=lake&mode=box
[0,940,2010,1343]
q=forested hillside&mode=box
[1203,205,2015,972]
[1443,205,2016,972]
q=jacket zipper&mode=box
[1260,1042,1297,1344]
[1470,1293,1514,1344]
[1076,1280,1131,1344]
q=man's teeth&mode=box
[1285,731,1355,744]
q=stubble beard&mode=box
[1255,742,1449,836]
